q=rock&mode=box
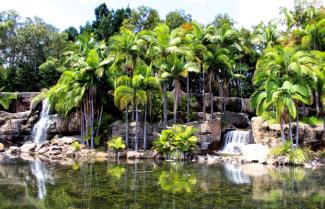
[20,142,36,153]
[10,92,39,112]
[20,153,35,161]
[252,116,324,149]
[48,150,61,156]
[127,151,144,159]
[35,142,49,152]
[9,146,20,154]
[37,146,49,154]
[224,111,250,129]
[241,144,269,163]
[65,148,75,157]
[50,145,62,151]
[0,143,4,152]
[96,151,108,158]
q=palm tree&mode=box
[151,23,188,126]
[135,64,161,150]
[47,34,111,148]
[160,54,199,124]
[251,80,313,145]
[186,22,211,121]
[252,46,315,145]
[204,23,240,119]
[114,75,133,148]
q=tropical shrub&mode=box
[107,136,126,152]
[71,141,81,151]
[153,125,198,159]
[271,140,308,165]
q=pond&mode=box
[0,157,324,209]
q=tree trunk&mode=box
[135,102,139,151]
[163,83,167,127]
[315,90,320,116]
[95,104,103,137]
[280,113,286,144]
[144,104,147,150]
[209,72,213,120]
[125,105,129,148]
[173,79,180,124]
[296,105,299,147]
[90,89,95,149]
[186,74,190,124]
[323,114,325,143]
[289,116,293,148]
[202,63,206,121]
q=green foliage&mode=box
[107,136,126,152]
[158,170,196,193]
[271,141,308,165]
[300,116,322,125]
[153,125,198,158]
[0,91,17,110]
[107,165,125,179]
[71,141,81,151]
[315,148,325,158]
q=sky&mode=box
[0,0,312,31]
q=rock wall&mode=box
[0,110,79,145]
[202,96,253,114]
[252,117,324,149]
[1,92,39,113]
[109,118,222,150]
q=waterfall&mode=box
[30,159,52,199]
[32,99,51,144]
[221,130,251,154]
[224,163,250,184]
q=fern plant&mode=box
[153,125,198,160]
[107,136,126,153]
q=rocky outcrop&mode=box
[241,144,269,163]
[252,116,324,149]
[1,92,39,113]
[0,110,79,144]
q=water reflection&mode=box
[0,158,324,209]
[224,162,250,184]
[29,159,53,199]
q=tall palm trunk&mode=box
[296,103,299,147]
[289,116,293,148]
[202,63,206,121]
[186,74,190,124]
[95,104,103,137]
[209,72,213,120]
[144,104,147,150]
[315,90,320,116]
[173,79,180,124]
[163,83,167,127]
[135,102,139,151]
[323,114,325,142]
[280,113,286,144]
[125,105,129,148]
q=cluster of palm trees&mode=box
[34,4,324,150]
[43,21,247,150]
[251,7,325,146]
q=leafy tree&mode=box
[123,6,161,32]
[165,10,191,30]
[64,26,79,41]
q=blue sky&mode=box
[0,0,306,31]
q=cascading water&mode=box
[32,99,51,144]
[221,130,251,154]
[224,163,250,184]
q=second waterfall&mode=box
[32,99,51,144]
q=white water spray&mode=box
[32,99,51,144]
[221,130,251,154]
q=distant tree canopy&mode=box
[165,10,192,29]
[0,10,70,91]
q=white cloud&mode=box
[234,0,294,29]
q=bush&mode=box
[71,141,81,151]
[300,116,322,126]
[153,125,198,159]
[271,141,309,165]
[107,136,126,152]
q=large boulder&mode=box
[224,111,250,129]
[48,113,80,134]
[203,96,253,114]
[241,144,269,163]
[252,116,324,149]
[0,111,37,143]
[20,141,36,153]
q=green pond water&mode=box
[0,157,324,209]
